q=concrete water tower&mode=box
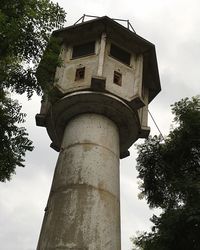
[36,16,161,250]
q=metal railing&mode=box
[73,14,136,33]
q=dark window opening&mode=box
[113,71,122,86]
[110,44,131,65]
[72,41,95,59]
[75,67,85,81]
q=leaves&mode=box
[136,96,200,209]
[133,208,200,250]
[0,90,33,182]
[0,0,66,96]
[133,96,200,250]
[36,36,63,94]
[0,0,66,181]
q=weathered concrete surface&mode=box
[45,91,140,157]
[37,113,121,250]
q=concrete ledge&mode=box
[139,126,150,138]
[35,114,46,127]
[45,91,141,156]
[50,143,60,152]
[120,150,130,159]
[128,95,145,110]
[91,76,106,91]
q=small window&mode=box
[110,44,131,65]
[75,67,85,81]
[72,41,95,59]
[113,71,122,86]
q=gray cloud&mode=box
[1,1,200,249]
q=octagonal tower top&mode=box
[36,15,161,158]
[52,15,161,102]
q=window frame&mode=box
[113,71,122,86]
[75,67,85,81]
[109,43,131,66]
[71,41,96,59]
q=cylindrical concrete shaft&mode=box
[37,113,121,250]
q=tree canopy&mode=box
[0,0,66,96]
[0,91,33,181]
[132,96,200,250]
[0,0,66,182]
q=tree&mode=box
[0,0,66,96]
[0,91,33,182]
[132,96,200,250]
[0,0,66,182]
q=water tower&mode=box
[36,16,161,250]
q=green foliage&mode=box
[0,91,33,182]
[132,207,200,250]
[0,0,66,97]
[133,96,200,250]
[36,36,63,94]
[137,96,200,209]
[0,0,66,181]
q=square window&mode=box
[75,67,85,81]
[72,41,95,59]
[113,71,122,86]
[110,44,131,65]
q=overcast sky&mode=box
[0,0,200,250]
